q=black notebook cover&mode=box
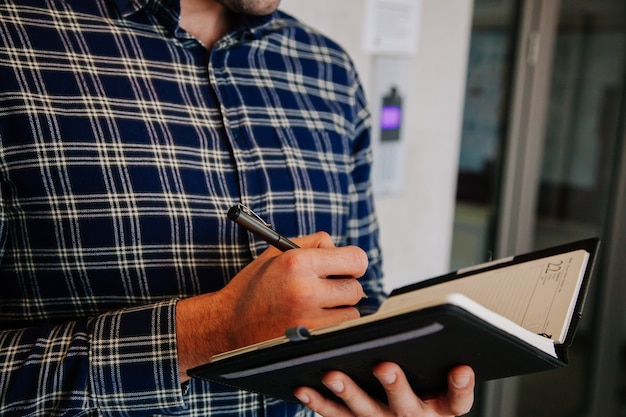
[188,238,599,403]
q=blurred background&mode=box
[281,1,625,416]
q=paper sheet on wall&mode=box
[362,0,422,55]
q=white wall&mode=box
[280,0,474,292]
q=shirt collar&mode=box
[215,11,287,49]
[110,0,283,46]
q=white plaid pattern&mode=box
[0,0,384,415]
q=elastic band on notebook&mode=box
[285,326,311,342]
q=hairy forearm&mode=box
[175,293,233,383]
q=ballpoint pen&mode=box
[227,204,300,252]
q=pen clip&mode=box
[236,203,272,228]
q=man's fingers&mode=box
[257,231,336,259]
[320,370,386,416]
[291,231,337,249]
[294,364,475,417]
[373,362,423,414]
[294,246,368,279]
[423,365,475,416]
[443,365,475,416]
[293,385,352,417]
[275,231,369,279]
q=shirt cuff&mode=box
[88,299,187,414]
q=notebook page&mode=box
[380,250,589,343]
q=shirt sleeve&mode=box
[346,68,387,315]
[0,299,187,416]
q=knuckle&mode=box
[276,249,307,272]
[347,246,369,274]
[313,230,332,241]
[307,231,334,248]
[340,306,361,321]
[337,279,364,304]
[352,281,365,300]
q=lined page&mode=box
[379,250,590,344]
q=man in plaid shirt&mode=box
[0,0,475,415]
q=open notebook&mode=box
[189,238,599,403]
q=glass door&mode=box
[515,0,626,415]
[452,0,626,415]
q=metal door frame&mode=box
[495,0,560,257]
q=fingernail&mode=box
[324,380,345,394]
[378,371,396,385]
[294,392,310,404]
[452,373,471,389]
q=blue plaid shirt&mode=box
[0,0,385,415]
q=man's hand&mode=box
[293,363,475,417]
[176,232,368,382]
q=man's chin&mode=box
[216,0,282,16]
